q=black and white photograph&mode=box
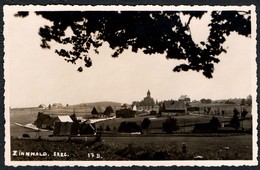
[3,5,257,166]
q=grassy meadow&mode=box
[11,134,252,160]
[9,102,253,160]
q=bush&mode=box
[241,109,248,119]
[117,121,141,133]
[230,108,240,130]
[209,116,221,132]
[141,118,151,133]
[22,134,30,138]
[105,125,111,131]
[162,117,179,134]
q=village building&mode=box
[91,106,115,117]
[52,103,63,108]
[53,115,78,136]
[103,106,114,117]
[160,100,187,116]
[178,95,191,102]
[33,112,97,136]
[116,109,136,118]
[121,103,129,109]
[91,106,106,117]
[38,104,47,109]
[150,105,160,115]
[132,105,137,111]
[136,90,155,111]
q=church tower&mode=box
[147,90,151,97]
[139,90,155,111]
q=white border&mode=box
[3,5,258,167]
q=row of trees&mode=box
[200,95,252,105]
[240,95,252,106]
[102,110,248,134]
[200,99,212,104]
[143,107,248,133]
[101,105,250,133]
[110,117,179,134]
[230,108,248,130]
[141,117,180,134]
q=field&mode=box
[10,108,252,138]
[11,134,252,160]
[8,104,253,161]
[95,114,252,134]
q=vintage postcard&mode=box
[3,5,258,166]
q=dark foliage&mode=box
[11,138,252,160]
[240,99,246,105]
[117,121,141,133]
[105,125,111,131]
[241,109,248,119]
[193,116,221,133]
[141,118,151,131]
[201,98,212,103]
[15,10,251,78]
[14,11,29,18]
[162,117,179,133]
[230,108,240,130]
[209,116,221,132]
[246,95,252,106]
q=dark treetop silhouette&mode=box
[15,11,251,78]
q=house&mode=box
[38,104,47,109]
[116,109,136,118]
[53,115,78,136]
[91,106,106,117]
[52,103,63,108]
[136,90,155,111]
[160,101,187,116]
[132,105,137,111]
[103,106,114,117]
[121,103,128,109]
[150,106,160,115]
[178,95,191,102]
[187,107,200,112]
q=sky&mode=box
[4,6,256,107]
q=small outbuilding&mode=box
[53,115,77,136]
[38,104,47,109]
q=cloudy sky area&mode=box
[4,6,256,107]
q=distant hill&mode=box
[71,101,123,108]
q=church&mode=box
[137,90,155,111]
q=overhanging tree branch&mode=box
[15,10,251,78]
